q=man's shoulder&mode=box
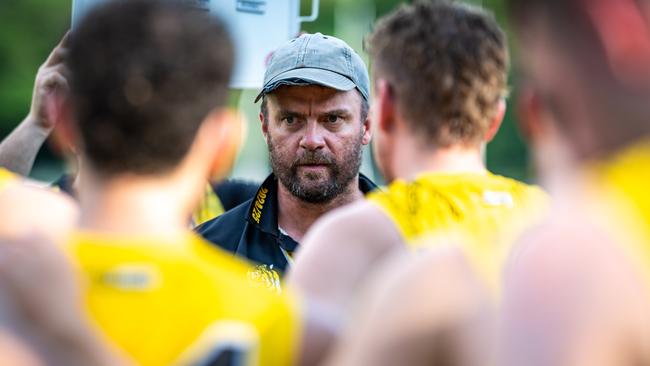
[487,173,546,197]
[194,198,254,249]
[369,172,546,204]
[483,174,549,217]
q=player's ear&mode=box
[199,107,244,181]
[49,98,79,157]
[259,97,270,145]
[484,99,506,143]
[517,87,547,145]
[361,99,372,146]
[375,79,396,134]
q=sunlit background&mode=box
[0,0,531,185]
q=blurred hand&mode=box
[27,32,70,132]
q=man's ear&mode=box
[516,87,552,147]
[259,97,271,145]
[375,79,396,135]
[484,99,506,143]
[361,102,372,146]
[49,99,78,157]
[198,108,244,182]
[259,111,269,145]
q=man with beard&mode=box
[195,33,376,288]
[287,3,547,359]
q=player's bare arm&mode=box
[0,33,70,176]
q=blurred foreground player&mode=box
[289,0,546,342]
[61,1,306,365]
[0,32,257,227]
[503,0,650,365]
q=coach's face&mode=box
[262,85,371,203]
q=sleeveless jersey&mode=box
[66,231,301,366]
[368,172,547,244]
[368,171,548,294]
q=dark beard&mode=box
[268,134,363,204]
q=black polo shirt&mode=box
[195,173,379,277]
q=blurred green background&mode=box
[0,0,532,184]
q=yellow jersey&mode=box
[0,168,16,192]
[67,232,301,366]
[368,171,548,245]
[368,172,548,295]
[587,142,650,293]
[191,183,225,227]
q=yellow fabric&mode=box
[191,183,225,228]
[587,142,650,294]
[66,232,301,366]
[369,172,548,244]
[368,172,548,295]
[0,168,16,192]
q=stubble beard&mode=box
[267,133,363,204]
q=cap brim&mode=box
[254,68,356,103]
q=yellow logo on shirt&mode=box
[251,187,268,224]
[247,264,281,293]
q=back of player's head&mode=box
[367,0,508,148]
[508,0,650,158]
[67,0,233,178]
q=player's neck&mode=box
[392,141,487,182]
[276,177,363,242]
[78,171,200,238]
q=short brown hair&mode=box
[367,0,508,147]
[68,0,233,177]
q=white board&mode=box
[71,0,319,89]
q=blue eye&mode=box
[327,115,339,123]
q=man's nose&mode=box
[299,122,326,151]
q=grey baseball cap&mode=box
[254,33,370,103]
